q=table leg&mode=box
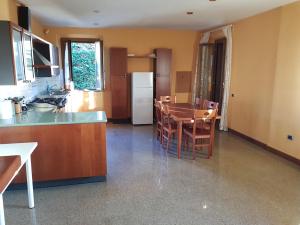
[177,121,183,159]
[25,158,34,209]
[0,194,5,225]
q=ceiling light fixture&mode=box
[186,11,194,15]
[93,10,100,14]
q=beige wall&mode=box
[0,0,10,20]
[0,0,45,38]
[268,2,300,158]
[45,27,198,117]
[227,1,300,158]
[229,9,281,143]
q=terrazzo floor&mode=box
[4,124,300,225]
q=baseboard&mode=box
[108,118,131,124]
[7,176,106,191]
[228,128,267,149]
[228,128,300,166]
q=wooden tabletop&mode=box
[170,111,194,122]
[0,156,21,194]
[165,103,200,110]
[164,103,221,120]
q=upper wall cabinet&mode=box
[22,31,35,82]
[0,21,60,85]
[0,21,32,85]
[33,35,60,77]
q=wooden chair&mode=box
[202,100,219,112]
[161,104,177,151]
[160,96,176,103]
[195,97,202,107]
[154,99,163,143]
[183,109,217,159]
[202,100,219,129]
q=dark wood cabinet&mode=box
[154,48,172,99]
[110,48,129,119]
[109,47,172,120]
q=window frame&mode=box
[61,38,104,91]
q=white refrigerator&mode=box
[131,72,153,125]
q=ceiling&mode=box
[19,0,298,30]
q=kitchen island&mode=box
[0,110,107,187]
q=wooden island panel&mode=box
[0,123,106,183]
[0,156,21,192]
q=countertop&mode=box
[0,110,107,127]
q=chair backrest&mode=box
[203,100,219,113]
[161,103,169,115]
[193,109,217,121]
[192,109,217,136]
[160,96,176,103]
[161,104,174,126]
[154,99,162,122]
[195,97,202,106]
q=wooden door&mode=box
[110,48,128,119]
[154,48,172,99]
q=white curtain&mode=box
[192,25,233,131]
[200,32,211,44]
[219,25,232,131]
[64,42,70,87]
[192,31,211,103]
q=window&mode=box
[62,39,104,91]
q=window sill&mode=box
[75,89,105,93]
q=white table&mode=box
[0,142,38,225]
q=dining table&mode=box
[163,103,220,159]
[0,142,38,225]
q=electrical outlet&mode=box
[287,135,293,141]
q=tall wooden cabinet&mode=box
[110,47,172,120]
[110,48,128,119]
[154,48,172,100]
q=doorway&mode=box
[211,38,226,114]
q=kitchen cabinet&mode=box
[22,31,35,82]
[0,22,23,85]
[33,35,60,77]
[154,48,172,100]
[0,20,60,85]
[12,26,26,83]
[0,21,36,85]
[0,111,107,185]
[110,47,129,120]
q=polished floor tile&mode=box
[4,124,300,225]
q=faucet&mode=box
[47,84,58,96]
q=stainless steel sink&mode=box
[38,90,70,99]
[30,96,67,111]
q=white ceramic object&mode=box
[0,100,15,119]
